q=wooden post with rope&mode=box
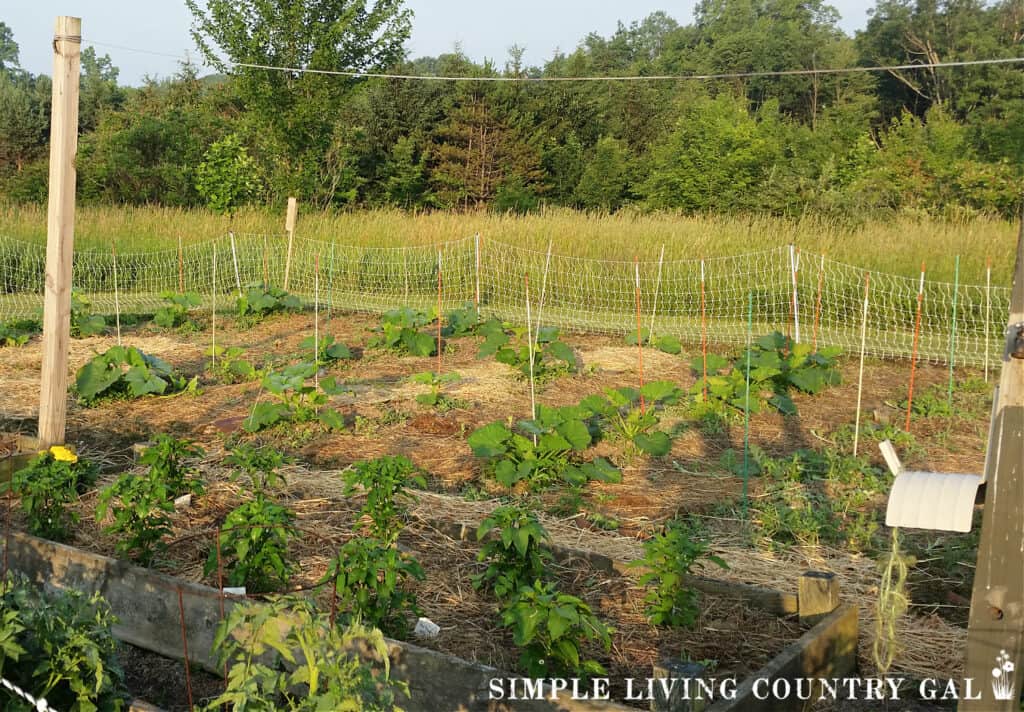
[37,16,81,449]
[960,212,1024,711]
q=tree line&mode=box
[0,0,1021,219]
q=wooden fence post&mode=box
[961,215,1024,711]
[38,16,81,449]
[283,197,297,290]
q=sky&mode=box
[4,1,874,86]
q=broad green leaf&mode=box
[634,431,672,456]
[468,422,512,457]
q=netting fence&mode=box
[0,232,1010,368]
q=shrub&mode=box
[4,446,98,541]
[632,520,726,627]
[0,573,130,711]
[75,345,197,405]
[205,596,405,711]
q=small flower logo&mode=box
[48,445,78,464]
[991,649,1016,701]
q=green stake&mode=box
[742,290,753,511]
[948,255,959,409]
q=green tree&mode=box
[0,72,47,174]
[385,134,431,208]
[0,21,20,72]
[195,133,260,216]
[575,136,631,211]
[79,47,124,133]
[185,0,412,200]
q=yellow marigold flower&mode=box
[49,445,78,463]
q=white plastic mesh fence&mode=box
[0,233,1010,367]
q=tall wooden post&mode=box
[960,214,1024,711]
[283,197,297,290]
[37,16,81,449]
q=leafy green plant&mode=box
[300,334,353,365]
[153,291,202,329]
[206,445,297,592]
[204,595,405,711]
[443,304,481,337]
[409,370,462,409]
[0,573,130,712]
[236,282,302,321]
[467,404,620,490]
[477,319,576,380]
[632,520,726,627]
[901,383,953,419]
[243,362,348,432]
[195,132,259,217]
[3,447,98,541]
[70,289,106,337]
[75,345,197,405]
[499,580,612,678]
[205,345,261,383]
[473,505,552,600]
[691,332,842,415]
[580,380,683,455]
[319,536,424,637]
[625,327,682,354]
[367,306,437,356]
[96,471,175,566]
[138,434,205,497]
[0,317,41,347]
[342,455,425,544]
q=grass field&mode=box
[0,203,1017,284]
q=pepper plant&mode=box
[3,447,98,541]
[341,455,425,544]
[499,580,612,678]
[631,520,727,628]
[473,505,552,600]
[96,471,176,566]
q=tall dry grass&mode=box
[0,203,1015,283]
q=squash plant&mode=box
[236,282,302,321]
[367,306,437,357]
[500,580,612,678]
[477,319,576,380]
[580,380,683,456]
[691,332,842,415]
[625,327,682,354]
[473,505,552,600]
[70,289,106,337]
[443,304,481,337]
[0,317,40,347]
[205,345,261,383]
[153,291,201,329]
[243,362,349,432]
[466,404,620,490]
[409,370,461,410]
[75,345,197,405]
[300,334,353,365]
